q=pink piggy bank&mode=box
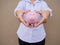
[23,11,42,27]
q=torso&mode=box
[17,0,46,43]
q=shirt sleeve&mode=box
[14,1,25,16]
[41,1,52,16]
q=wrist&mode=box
[39,17,47,24]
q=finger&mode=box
[34,10,38,13]
[34,10,41,14]
[25,10,30,13]
[34,22,40,27]
[24,22,28,27]
[34,22,38,26]
[24,22,29,26]
[34,23,38,27]
[35,24,39,27]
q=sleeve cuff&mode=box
[42,8,53,17]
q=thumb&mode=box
[24,10,30,13]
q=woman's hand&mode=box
[23,21,29,27]
[16,10,30,27]
[34,10,50,27]
[34,17,47,27]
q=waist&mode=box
[17,23,46,43]
[19,23,44,30]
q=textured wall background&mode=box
[0,0,60,45]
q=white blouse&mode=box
[14,0,52,43]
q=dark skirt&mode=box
[18,38,45,45]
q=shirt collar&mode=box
[24,0,41,3]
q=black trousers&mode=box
[18,38,45,45]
